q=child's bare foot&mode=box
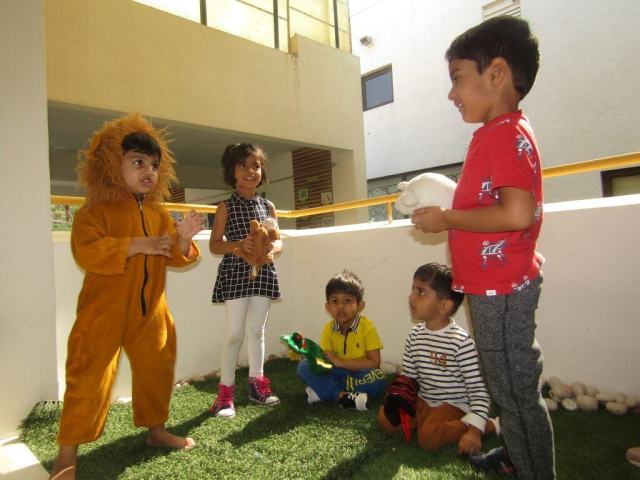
[146,426,195,450]
[49,445,77,480]
[49,465,75,480]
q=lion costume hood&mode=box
[77,112,176,206]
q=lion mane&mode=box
[77,112,176,206]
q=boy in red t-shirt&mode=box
[412,17,555,479]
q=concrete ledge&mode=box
[0,437,48,479]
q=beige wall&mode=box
[52,196,640,402]
[45,0,367,216]
[0,0,58,438]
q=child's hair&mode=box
[77,113,176,205]
[445,16,539,100]
[221,142,269,188]
[121,131,162,158]
[325,270,364,303]
[414,263,465,315]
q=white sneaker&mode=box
[338,392,369,411]
[305,386,321,404]
[488,416,501,436]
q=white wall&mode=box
[52,196,640,402]
[0,0,58,438]
[350,0,640,201]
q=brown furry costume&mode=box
[58,113,200,445]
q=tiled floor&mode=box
[0,437,48,480]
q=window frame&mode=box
[361,65,394,111]
[601,166,640,197]
[482,0,521,20]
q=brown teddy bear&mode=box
[234,218,280,279]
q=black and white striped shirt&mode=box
[402,321,490,431]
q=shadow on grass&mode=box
[192,357,329,445]
[319,422,497,480]
[50,412,210,480]
[23,358,640,480]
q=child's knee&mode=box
[224,331,244,348]
[418,423,447,452]
[245,323,266,340]
[377,405,400,434]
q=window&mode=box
[482,0,521,20]
[362,65,393,111]
[601,167,640,197]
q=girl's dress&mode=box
[212,192,281,302]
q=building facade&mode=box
[350,0,640,220]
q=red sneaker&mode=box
[249,376,280,406]
[210,383,236,418]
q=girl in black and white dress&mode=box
[209,143,282,418]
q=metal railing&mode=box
[51,151,640,224]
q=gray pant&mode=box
[468,275,555,480]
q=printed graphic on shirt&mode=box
[478,177,498,204]
[430,351,448,368]
[516,133,540,181]
[480,239,507,268]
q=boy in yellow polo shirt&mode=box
[297,270,386,410]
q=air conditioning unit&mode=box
[359,35,373,46]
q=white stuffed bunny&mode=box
[394,172,457,215]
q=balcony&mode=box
[49,189,640,402]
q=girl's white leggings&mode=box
[219,296,271,386]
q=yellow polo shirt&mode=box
[319,314,383,361]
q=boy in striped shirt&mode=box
[378,263,496,454]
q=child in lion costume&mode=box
[50,113,202,480]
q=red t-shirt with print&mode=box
[449,111,544,295]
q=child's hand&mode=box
[264,240,275,262]
[412,206,448,233]
[457,426,482,455]
[324,351,343,368]
[175,210,203,240]
[144,234,174,257]
[241,236,255,254]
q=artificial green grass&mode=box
[21,358,640,479]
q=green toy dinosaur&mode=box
[280,331,333,375]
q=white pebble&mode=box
[551,384,573,399]
[576,395,599,411]
[571,381,586,397]
[614,393,627,404]
[596,391,615,403]
[585,385,599,397]
[561,398,578,411]
[548,376,562,389]
[606,401,628,416]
